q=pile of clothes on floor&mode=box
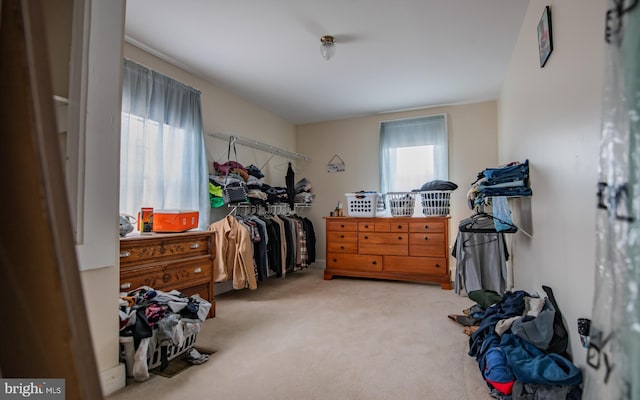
[119,286,212,382]
[209,160,314,209]
[449,286,582,399]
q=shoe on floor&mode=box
[185,348,209,365]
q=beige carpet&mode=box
[108,267,492,400]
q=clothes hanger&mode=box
[226,206,238,218]
[459,211,518,233]
[462,233,499,248]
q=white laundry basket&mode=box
[419,190,452,216]
[345,192,379,217]
[120,322,200,377]
[386,192,416,217]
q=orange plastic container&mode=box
[152,210,199,232]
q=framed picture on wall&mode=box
[537,6,553,67]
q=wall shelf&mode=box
[208,132,310,161]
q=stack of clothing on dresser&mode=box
[119,287,211,382]
[450,286,582,399]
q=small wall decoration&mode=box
[327,154,345,173]
[537,5,553,68]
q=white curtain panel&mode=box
[120,59,210,229]
[379,114,448,193]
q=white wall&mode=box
[296,101,500,271]
[75,0,126,395]
[499,0,606,364]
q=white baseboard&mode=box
[100,363,126,396]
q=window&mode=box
[379,114,448,193]
[120,59,209,230]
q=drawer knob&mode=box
[364,236,368,239]
[340,246,345,250]
[372,261,377,265]
[397,225,402,229]
[435,264,440,268]
[162,273,171,283]
[424,225,429,229]
[424,236,429,240]
[333,258,337,262]
[120,282,132,290]
[194,267,202,273]
[364,225,369,228]
[340,234,344,238]
[397,236,402,240]
[190,243,200,249]
[340,224,345,228]
[120,251,131,258]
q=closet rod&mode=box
[208,132,310,161]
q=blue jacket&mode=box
[500,333,582,386]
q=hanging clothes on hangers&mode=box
[286,162,295,211]
[210,203,317,288]
[453,213,511,295]
[259,213,284,278]
[278,212,297,273]
[242,214,269,282]
[286,213,308,269]
[459,212,518,234]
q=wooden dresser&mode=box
[324,216,451,289]
[119,231,216,317]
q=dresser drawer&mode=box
[359,232,408,256]
[409,233,445,246]
[409,232,445,244]
[360,243,408,256]
[358,221,375,231]
[326,253,383,272]
[327,231,358,242]
[409,244,446,258]
[180,282,211,300]
[372,221,408,232]
[384,256,447,275]
[409,220,446,233]
[120,233,211,268]
[409,233,446,257]
[119,256,212,293]
[327,241,358,253]
[326,220,358,232]
[359,232,408,245]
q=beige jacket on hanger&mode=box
[208,215,258,290]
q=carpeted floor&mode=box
[108,267,492,400]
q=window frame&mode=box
[379,113,449,193]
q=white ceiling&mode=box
[125,0,530,125]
